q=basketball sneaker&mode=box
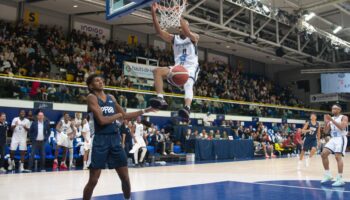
[19,162,24,172]
[60,163,68,170]
[0,167,6,173]
[149,97,168,109]
[178,106,190,119]
[53,159,58,170]
[321,173,333,184]
[332,175,345,187]
[7,159,15,171]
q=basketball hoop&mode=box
[157,0,187,29]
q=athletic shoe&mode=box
[170,152,175,155]
[22,169,32,173]
[271,154,276,158]
[69,163,76,169]
[134,164,140,168]
[7,159,14,171]
[332,176,345,187]
[265,154,270,159]
[19,162,24,172]
[178,106,190,119]
[40,170,46,172]
[53,160,58,171]
[60,163,68,170]
[163,152,167,156]
[0,167,6,173]
[321,174,333,184]
[149,97,168,109]
[83,163,88,170]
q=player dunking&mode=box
[149,2,199,119]
[299,113,320,161]
[321,104,348,187]
[83,74,157,200]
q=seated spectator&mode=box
[282,135,296,151]
[191,130,199,139]
[200,130,208,139]
[185,129,192,140]
[203,112,213,126]
[162,130,174,155]
[293,128,303,155]
[222,131,228,140]
[261,131,276,159]
[208,130,214,140]
[214,130,221,139]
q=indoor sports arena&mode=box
[0,0,350,200]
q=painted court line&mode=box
[252,181,350,193]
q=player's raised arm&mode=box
[180,18,199,43]
[110,95,158,120]
[87,94,123,125]
[151,2,174,43]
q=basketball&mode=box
[169,65,189,86]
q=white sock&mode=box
[157,94,164,98]
[325,170,331,175]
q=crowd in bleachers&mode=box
[0,106,329,172]
[183,120,329,158]
[0,20,305,111]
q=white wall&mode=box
[0,98,306,124]
[275,67,320,105]
[0,2,17,22]
[113,26,148,45]
[23,4,69,32]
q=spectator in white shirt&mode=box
[203,112,213,127]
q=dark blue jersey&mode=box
[305,121,319,140]
[89,94,119,135]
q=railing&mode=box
[0,74,328,119]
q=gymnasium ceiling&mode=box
[14,0,350,66]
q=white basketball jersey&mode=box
[61,120,73,135]
[173,35,198,67]
[11,117,30,140]
[82,122,91,139]
[135,123,144,138]
[330,115,348,137]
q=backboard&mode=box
[106,0,154,20]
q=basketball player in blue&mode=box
[83,74,157,200]
[299,113,320,161]
[149,2,200,120]
[321,104,348,187]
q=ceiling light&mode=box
[305,12,315,21]
[226,45,230,48]
[73,5,78,8]
[333,26,342,34]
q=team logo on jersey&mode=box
[101,106,115,114]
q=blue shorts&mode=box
[90,134,127,169]
[303,138,317,151]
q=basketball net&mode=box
[157,0,187,29]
